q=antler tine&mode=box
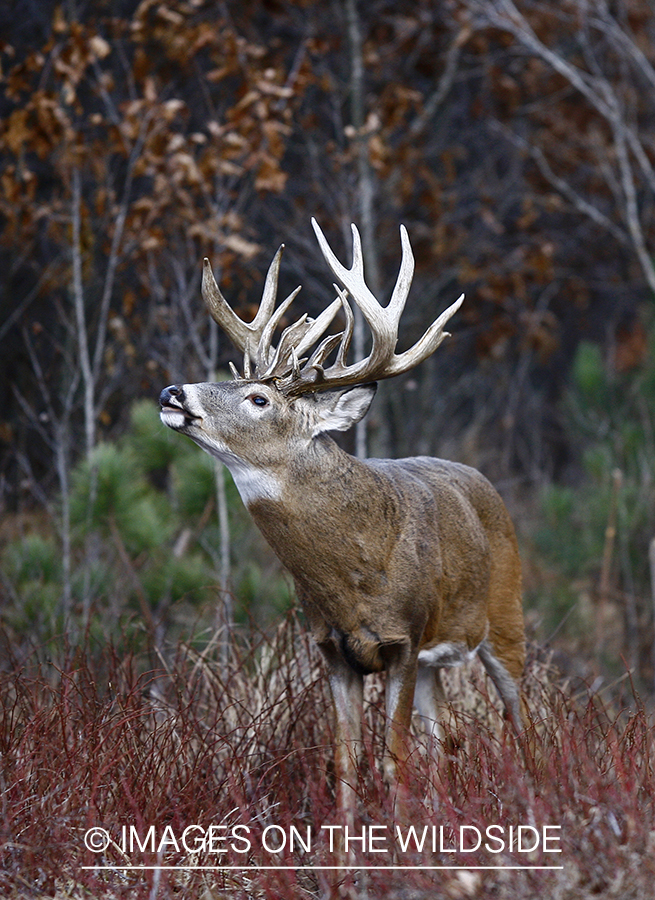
[256,286,302,372]
[334,288,354,367]
[202,246,286,368]
[386,292,464,376]
[292,296,343,360]
[202,258,249,351]
[389,225,415,316]
[282,219,463,392]
[257,244,286,331]
[311,218,412,370]
[305,332,344,374]
[259,294,344,380]
[311,219,389,330]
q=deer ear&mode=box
[310,383,377,435]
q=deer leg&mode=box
[382,643,419,785]
[413,664,447,745]
[319,643,364,818]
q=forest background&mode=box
[1,0,655,694]
[3,2,655,897]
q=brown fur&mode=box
[160,378,525,812]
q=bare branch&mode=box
[463,0,655,295]
[490,121,629,245]
[612,117,655,295]
[71,166,95,457]
[409,28,469,138]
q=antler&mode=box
[296,219,464,393]
[202,222,464,393]
[201,246,342,379]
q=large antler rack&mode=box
[201,246,342,384]
[202,220,464,395]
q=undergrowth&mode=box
[1,617,654,899]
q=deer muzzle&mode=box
[159,385,202,427]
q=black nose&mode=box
[160,385,182,407]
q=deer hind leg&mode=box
[482,532,527,731]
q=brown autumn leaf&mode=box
[222,234,262,259]
[2,108,30,154]
[255,76,294,100]
[254,155,288,193]
[613,319,648,373]
[89,34,111,60]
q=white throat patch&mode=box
[228,463,282,506]
[200,437,282,505]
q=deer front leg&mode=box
[318,642,364,820]
[382,642,419,786]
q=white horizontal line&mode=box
[82,864,564,871]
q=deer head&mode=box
[160,221,525,817]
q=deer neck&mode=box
[242,435,398,600]
[244,434,383,519]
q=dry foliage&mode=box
[1,618,653,899]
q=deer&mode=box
[159,219,526,813]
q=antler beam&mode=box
[202,221,464,393]
[298,219,464,392]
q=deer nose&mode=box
[160,385,183,407]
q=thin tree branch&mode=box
[91,114,153,381]
[465,0,655,294]
[409,28,468,139]
[612,113,655,295]
[71,166,95,457]
[491,121,629,244]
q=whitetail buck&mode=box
[160,219,526,809]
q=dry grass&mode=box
[1,617,654,899]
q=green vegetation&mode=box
[1,400,293,646]
[529,325,655,675]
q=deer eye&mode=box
[249,394,269,408]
